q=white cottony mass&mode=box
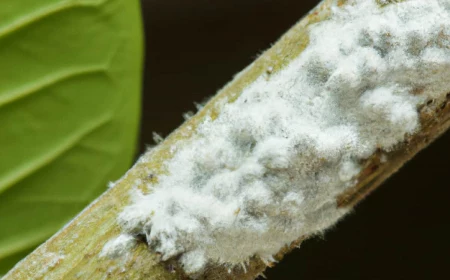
[113,0,450,274]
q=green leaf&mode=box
[0,0,142,274]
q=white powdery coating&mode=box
[101,234,137,259]
[31,250,65,279]
[118,0,450,273]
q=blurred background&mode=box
[140,0,450,279]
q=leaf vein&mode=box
[0,0,107,39]
[0,66,106,108]
[0,114,112,196]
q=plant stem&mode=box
[4,0,450,279]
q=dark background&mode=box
[139,0,450,279]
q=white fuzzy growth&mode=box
[100,234,136,258]
[117,0,450,273]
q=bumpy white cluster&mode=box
[116,0,450,274]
